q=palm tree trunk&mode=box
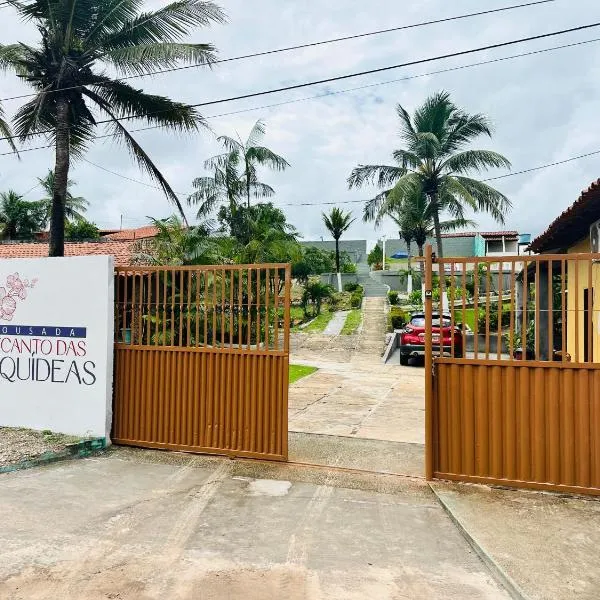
[431,196,444,259]
[49,97,69,257]
[335,237,340,273]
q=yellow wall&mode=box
[566,237,600,362]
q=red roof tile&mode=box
[530,179,600,253]
[0,240,135,267]
[103,225,159,241]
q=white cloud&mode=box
[1,0,600,241]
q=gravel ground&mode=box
[0,428,80,467]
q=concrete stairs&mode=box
[357,296,388,357]
[356,263,389,298]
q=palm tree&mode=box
[349,91,511,257]
[189,151,245,223]
[189,120,289,220]
[0,103,17,154]
[0,190,46,240]
[0,0,226,257]
[37,170,89,226]
[322,207,355,273]
[365,181,475,261]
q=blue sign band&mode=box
[0,326,87,338]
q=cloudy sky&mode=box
[1,0,600,242]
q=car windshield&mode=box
[411,316,451,327]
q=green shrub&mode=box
[408,290,422,305]
[388,291,399,305]
[350,291,363,308]
[478,303,511,331]
[342,262,357,273]
[388,307,410,331]
[343,282,359,293]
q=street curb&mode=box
[0,438,107,474]
[428,483,532,600]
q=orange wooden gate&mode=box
[112,264,291,461]
[424,246,600,495]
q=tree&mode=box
[367,243,383,268]
[65,220,100,240]
[37,170,88,226]
[292,246,336,283]
[322,207,355,273]
[349,91,511,257]
[189,120,290,223]
[0,190,45,240]
[366,180,475,260]
[134,215,230,266]
[1,0,226,257]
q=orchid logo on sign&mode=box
[0,272,95,386]
[0,273,37,321]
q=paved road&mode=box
[0,452,510,600]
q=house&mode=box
[530,179,600,362]
[0,225,160,267]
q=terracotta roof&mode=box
[103,225,160,241]
[0,240,135,267]
[529,179,600,253]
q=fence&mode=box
[112,264,291,461]
[424,247,600,495]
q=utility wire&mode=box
[81,147,600,206]
[2,33,599,159]
[1,20,598,143]
[0,0,557,103]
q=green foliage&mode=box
[341,261,357,274]
[0,191,45,240]
[341,310,362,335]
[343,282,360,293]
[189,119,290,224]
[388,307,410,331]
[322,207,355,272]
[367,244,383,267]
[289,365,318,384]
[302,279,334,317]
[293,246,336,283]
[2,0,225,247]
[478,303,511,331]
[388,290,400,305]
[37,170,88,226]
[350,91,512,257]
[350,290,363,308]
[65,220,100,241]
[408,290,423,305]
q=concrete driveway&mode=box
[0,450,509,600]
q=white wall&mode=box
[0,256,114,439]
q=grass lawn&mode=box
[301,311,334,333]
[289,365,318,384]
[341,309,362,335]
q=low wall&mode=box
[464,333,509,355]
[319,273,358,288]
[371,270,422,293]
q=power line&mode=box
[2,20,599,144]
[2,35,600,159]
[0,0,557,103]
[80,145,600,207]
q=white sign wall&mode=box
[0,256,114,439]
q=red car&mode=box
[399,312,463,365]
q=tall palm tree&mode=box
[189,120,289,219]
[349,91,511,257]
[365,181,475,261]
[37,170,89,226]
[0,103,17,154]
[0,190,45,240]
[322,207,355,273]
[0,0,226,257]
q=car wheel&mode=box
[400,354,409,366]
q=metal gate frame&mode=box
[112,263,291,461]
[424,245,600,495]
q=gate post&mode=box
[424,244,434,480]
